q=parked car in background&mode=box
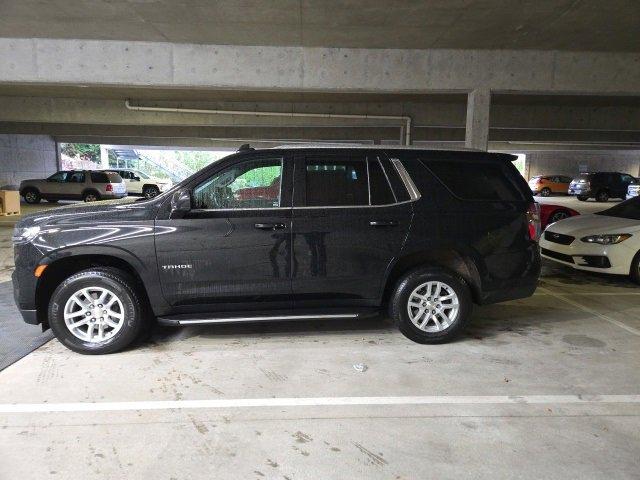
[539,203,580,230]
[626,180,639,200]
[568,172,636,202]
[528,175,572,196]
[107,169,172,199]
[19,170,127,203]
[12,145,541,354]
[540,197,640,283]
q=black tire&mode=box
[22,188,41,204]
[595,190,609,202]
[48,267,146,354]
[83,190,100,202]
[389,266,472,344]
[540,187,551,197]
[143,185,160,199]
[577,195,589,201]
[549,209,569,224]
[630,251,640,285]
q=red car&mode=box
[539,203,580,230]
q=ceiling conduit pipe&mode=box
[125,99,412,145]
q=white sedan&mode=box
[539,197,640,283]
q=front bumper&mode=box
[12,242,41,323]
[539,236,633,275]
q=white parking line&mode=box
[1,394,639,414]
[538,286,640,336]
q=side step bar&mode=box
[157,310,375,327]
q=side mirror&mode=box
[132,176,141,182]
[170,189,191,219]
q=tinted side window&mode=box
[68,171,86,183]
[368,159,396,205]
[426,160,524,201]
[193,157,282,209]
[48,171,68,182]
[305,157,368,206]
[90,172,109,183]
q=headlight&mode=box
[580,234,632,245]
[12,225,41,245]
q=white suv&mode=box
[109,169,172,199]
[20,170,127,203]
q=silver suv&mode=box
[19,170,127,203]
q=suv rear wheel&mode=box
[48,267,146,354]
[595,190,609,202]
[83,191,100,202]
[540,187,551,197]
[389,267,472,344]
[23,188,41,204]
[142,185,160,199]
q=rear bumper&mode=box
[568,188,591,196]
[477,245,541,305]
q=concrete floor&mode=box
[1,196,639,479]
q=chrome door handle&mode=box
[254,223,286,230]
[369,220,399,227]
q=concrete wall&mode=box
[525,151,640,180]
[0,134,58,188]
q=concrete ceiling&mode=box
[0,0,638,52]
[2,83,640,107]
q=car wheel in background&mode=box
[23,188,41,204]
[540,187,551,197]
[549,209,570,224]
[577,195,589,201]
[595,190,609,202]
[48,267,146,354]
[143,186,160,199]
[389,266,472,344]
[630,252,640,285]
[83,191,100,202]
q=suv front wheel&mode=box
[390,267,472,344]
[23,188,41,204]
[48,268,146,354]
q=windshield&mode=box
[596,197,640,220]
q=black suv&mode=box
[568,172,636,202]
[12,146,541,354]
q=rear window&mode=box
[425,160,525,201]
[91,171,122,183]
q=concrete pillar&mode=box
[100,145,110,168]
[465,88,491,151]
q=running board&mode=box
[157,310,374,327]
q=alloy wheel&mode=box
[407,281,460,333]
[63,286,125,343]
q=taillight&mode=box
[527,202,541,242]
[106,184,113,192]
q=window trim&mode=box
[190,157,285,212]
[295,155,419,209]
[390,158,421,201]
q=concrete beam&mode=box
[1,38,640,95]
[465,88,490,151]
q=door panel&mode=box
[291,154,410,307]
[155,155,293,312]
